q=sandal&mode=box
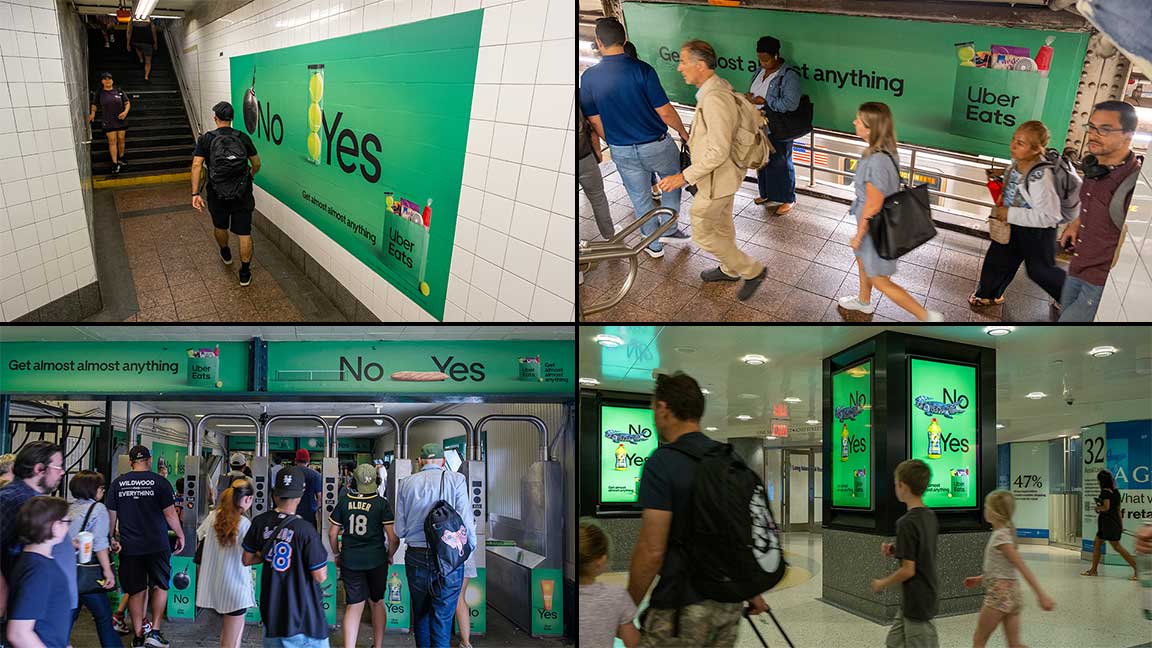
[968,293,1005,307]
[1079,570,1097,576]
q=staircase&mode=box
[87,26,195,182]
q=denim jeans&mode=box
[1078,0,1152,73]
[609,136,682,251]
[73,592,119,648]
[405,549,465,648]
[1058,275,1105,322]
[757,135,795,203]
[578,153,614,239]
[262,634,330,648]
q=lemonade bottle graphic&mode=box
[614,443,627,470]
[387,571,402,602]
[306,64,324,164]
[927,418,943,459]
[840,423,850,462]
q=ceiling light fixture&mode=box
[705,426,718,431]
[736,415,753,421]
[1070,435,1080,439]
[741,354,769,366]
[996,423,1005,429]
[1025,391,1047,400]
[674,346,697,354]
[1088,345,1117,358]
[738,393,760,399]
[984,326,1015,336]
[579,377,600,386]
[784,397,802,403]
[805,419,820,425]
[133,0,159,20]
[701,388,711,395]
[593,334,624,348]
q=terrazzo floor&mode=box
[602,533,1150,648]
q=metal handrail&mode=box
[331,414,399,455]
[399,415,474,460]
[195,414,260,455]
[579,206,678,316]
[128,413,195,453]
[164,26,202,139]
[473,415,549,462]
[263,415,331,457]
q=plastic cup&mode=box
[541,579,555,611]
[77,531,94,563]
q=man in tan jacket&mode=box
[657,40,767,302]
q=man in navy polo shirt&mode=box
[580,18,691,258]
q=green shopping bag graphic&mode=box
[950,67,1048,143]
[186,346,222,388]
[382,207,431,298]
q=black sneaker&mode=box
[144,629,169,648]
[658,229,690,245]
[239,266,251,287]
[132,635,145,648]
[112,162,122,176]
[737,267,768,301]
[220,246,233,265]
[700,267,740,282]
[118,156,127,165]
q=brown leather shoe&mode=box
[774,202,795,215]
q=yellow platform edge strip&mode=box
[92,172,191,190]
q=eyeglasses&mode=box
[46,464,64,472]
[56,518,73,525]
[1083,123,1129,136]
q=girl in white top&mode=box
[963,490,1055,648]
[196,476,257,648]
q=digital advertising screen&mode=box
[831,360,873,509]
[599,404,659,504]
[908,358,979,508]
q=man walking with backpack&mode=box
[191,101,261,287]
[657,40,769,302]
[395,444,476,648]
[628,372,783,647]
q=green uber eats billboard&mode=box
[909,358,979,509]
[831,360,872,509]
[229,10,483,321]
[600,405,659,504]
[621,3,1090,158]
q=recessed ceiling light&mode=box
[741,354,769,366]
[806,419,820,425]
[1088,345,1117,358]
[579,377,600,386]
[984,326,1015,336]
[594,334,623,348]
[736,415,753,421]
[1026,391,1047,400]
[701,388,711,395]
[705,426,718,431]
[784,397,802,403]
[1071,435,1080,439]
[996,423,1005,429]
[674,345,697,354]
[738,393,759,399]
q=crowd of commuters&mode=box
[579,16,1144,322]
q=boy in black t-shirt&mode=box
[329,464,398,648]
[872,459,939,648]
[191,101,261,287]
[242,465,329,647]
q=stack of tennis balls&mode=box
[307,65,324,163]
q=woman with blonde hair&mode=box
[963,490,1055,648]
[195,477,257,648]
[838,102,943,321]
[970,120,1072,309]
[0,452,17,488]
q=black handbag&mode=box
[76,503,106,595]
[679,142,697,196]
[867,152,937,259]
[762,68,813,141]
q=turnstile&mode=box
[125,413,197,558]
[194,414,261,517]
[263,415,334,549]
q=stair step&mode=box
[92,123,192,137]
[94,155,192,174]
[92,143,194,160]
[93,116,189,127]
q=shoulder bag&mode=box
[762,68,814,141]
[77,503,106,594]
[867,152,937,259]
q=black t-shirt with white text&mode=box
[241,510,328,639]
[106,470,175,556]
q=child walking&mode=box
[964,490,1055,648]
[579,521,640,648]
[872,459,939,648]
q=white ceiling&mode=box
[0,325,574,341]
[580,326,1152,446]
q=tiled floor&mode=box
[92,182,345,322]
[604,533,1151,648]
[581,161,1064,323]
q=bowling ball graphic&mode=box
[172,566,191,590]
[243,66,258,134]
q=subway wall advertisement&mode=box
[909,358,979,508]
[831,360,872,509]
[620,3,1090,158]
[600,405,659,504]
[229,10,483,320]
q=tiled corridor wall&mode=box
[0,0,100,321]
[1095,166,1151,321]
[170,0,573,321]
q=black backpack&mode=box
[670,443,786,603]
[423,470,472,578]
[208,129,250,199]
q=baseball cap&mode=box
[100,72,113,79]
[212,101,234,121]
[419,443,442,459]
[295,448,310,463]
[229,452,246,467]
[274,465,306,498]
[372,458,385,466]
[128,445,151,461]
[354,464,378,494]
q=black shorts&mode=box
[102,122,126,133]
[206,188,255,236]
[225,609,247,617]
[342,564,389,604]
[119,552,171,595]
[134,42,154,57]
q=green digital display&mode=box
[909,358,978,508]
[599,405,659,504]
[831,360,872,509]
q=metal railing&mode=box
[164,27,202,139]
[579,206,678,317]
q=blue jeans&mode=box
[757,135,795,203]
[73,593,119,648]
[262,634,330,648]
[405,549,464,648]
[1058,275,1105,321]
[609,136,682,251]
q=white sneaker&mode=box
[837,295,876,314]
[644,246,664,259]
[925,310,945,322]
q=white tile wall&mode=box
[1095,166,1151,321]
[0,0,96,321]
[170,0,573,322]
